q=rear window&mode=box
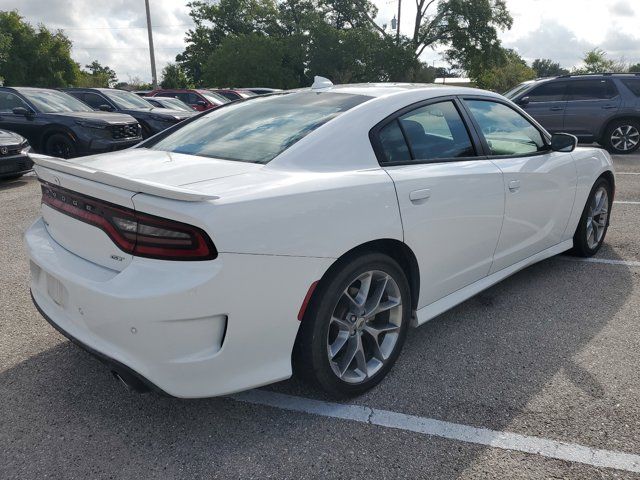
[566,79,618,100]
[621,79,640,96]
[147,92,371,164]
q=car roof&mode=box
[297,82,500,100]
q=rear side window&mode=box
[621,79,640,96]
[566,80,618,100]
[526,81,568,102]
[465,100,545,156]
[148,92,371,164]
[376,101,474,164]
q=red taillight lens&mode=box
[41,182,217,261]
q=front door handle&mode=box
[508,180,521,192]
[549,106,564,111]
[602,105,617,110]
[409,188,431,203]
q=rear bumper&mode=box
[25,218,331,398]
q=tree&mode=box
[0,10,80,87]
[573,48,627,74]
[531,58,569,78]
[160,63,192,89]
[475,48,535,92]
[628,63,640,73]
[83,60,118,86]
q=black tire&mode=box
[45,133,77,159]
[293,252,411,397]
[603,119,640,154]
[572,177,612,257]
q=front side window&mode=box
[465,100,545,156]
[83,92,110,109]
[19,89,93,113]
[527,81,568,102]
[0,92,30,112]
[566,80,618,100]
[147,92,371,164]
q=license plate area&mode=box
[46,273,68,308]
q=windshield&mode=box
[201,91,230,105]
[160,98,193,111]
[103,90,154,109]
[20,89,93,113]
[147,92,371,164]
[503,82,532,99]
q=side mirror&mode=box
[196,100,207,107]
[550,133,578,153]
[518,96,530,106]
[98,104,114,112]
[12,106,33,116]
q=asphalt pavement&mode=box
[1,152,639,479]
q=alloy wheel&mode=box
[586,186,609,250]
[326,270,403,384]
[611,125,640,152]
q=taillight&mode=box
[41,182,217,261]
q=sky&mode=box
[1,0,639,83]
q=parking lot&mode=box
[1,152,639,479]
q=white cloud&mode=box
[609,1,634,17]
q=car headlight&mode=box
[75,120,108,129]
[20,141,31,154]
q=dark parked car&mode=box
[147,89,228,111]
[144,96,194,112]
[0,87,142,158]
[209,89,256,101]
[243,88,283,95]
[505,73,640,154]
[64,88,196,138]
[0,129,32,180]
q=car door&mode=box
[0,91,46,145]
[562,79,621,139]
[462,98,576,273]
[517,80,568,133]
[373,98,505,308]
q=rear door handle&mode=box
[409,188,431,203]
[602,105,617,110]
[549,106,564,111]
[508,180,521,192]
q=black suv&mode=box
[505,73,640,154]
[0,87,142,158]
[64,88,196,138]
[0,129,32,179]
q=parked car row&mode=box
[505,73,640,154]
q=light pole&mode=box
[144,0,158,89]
[396,0,402,43]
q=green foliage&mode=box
[531,58,569,78]
[474,49,535,92]
[0,10,80,87]
[178,0,512,88]
[74,60,118,87]
[160,63,192,89]
[573,48,627,74]
[629,63,640,73]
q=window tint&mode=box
[398,101,474,160]
[527,81,568,102]
[0,92,29,112]
[378,121,411,163]
[566,80,618,100]
[621,79,640,97]
[188,93,202,104]
[83,92,109,109]
[148,92,371,164]
[465,100,545,156]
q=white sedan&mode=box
[26,79,614,398]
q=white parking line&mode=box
[563,257,640,268]
[231,390,640,474]
[614,201,640,205]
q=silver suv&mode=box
[505,74,640,154]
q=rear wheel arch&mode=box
[304,239,420,321]
[599,116,640,143]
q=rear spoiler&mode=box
[30,154,219,202]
